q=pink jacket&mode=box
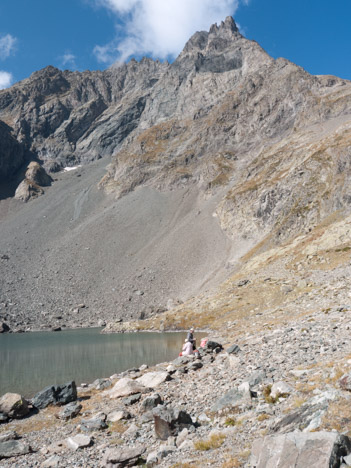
[182,341,193,356]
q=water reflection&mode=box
[0,329,203,397]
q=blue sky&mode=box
[0,0,350,89]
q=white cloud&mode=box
[0,34,17,60]
[93,0,247,64]
[0,71,13,89]
[61,53,77,69]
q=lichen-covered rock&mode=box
[0,393,29,419]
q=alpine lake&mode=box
[0,328,206,398]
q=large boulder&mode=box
[136,371,170,388]
[108,378,147,399]
[250,431,351,468]
[31,381,77,409]
[152,406,194,440]
[0,393,29,419]
[25,162,52,186]
[14,162,52,202]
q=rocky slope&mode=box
[0,16,351,334]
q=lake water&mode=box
[0,328,201,398]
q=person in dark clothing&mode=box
[186,327,196,350]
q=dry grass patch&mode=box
[321,397,351,433]
[108,420,128,434]
[194,433,226,451]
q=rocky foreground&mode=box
[1,304,351,467]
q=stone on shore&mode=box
[0,393,29,419]
[108,378,147,398]
[32,381,77,409]
[137,371,171,388]
[250,431,351,468]
[0,322,10,333]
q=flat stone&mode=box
[58,401,82,421]
[226,344,241,354]
[123,393,141,406]
[137,371,171,388]
[0,393,29,419]
[66,434,92,451]
[245,370,266,387]
[0,439,32,459]
[250,431,351,468]
[102,445,146,467]
[187,360,203,371]
[108,378,147,398]
[41,455,61,467]
[0,431,18,443]
[107,410,131,422]
[211,387,251,412]
[81,416,108,433]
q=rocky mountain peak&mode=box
[181,16,241,56]
[209,15,239,34]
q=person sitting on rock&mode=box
[186,327,196,350]
[181,339,194,356]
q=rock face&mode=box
[250,432,351,468]
[0,121,27,179]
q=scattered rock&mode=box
[0,322,10,333]
[123,393,142,406]
[137,371,171,388]
[57,401,82,421]
[226,344,241,354]
[0,438,33,459]
[32,381,77,409]
[339,373,351,391]
[66,434,92,451]
[102,445,146,467]
[141,393,164,412]
[211,387,251,412]
[270,381,293,399]
[108,378,148,398]
[0,393,29,419]
[153,406,195,440]
[80,414,108,433]
[107,410,131,422]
